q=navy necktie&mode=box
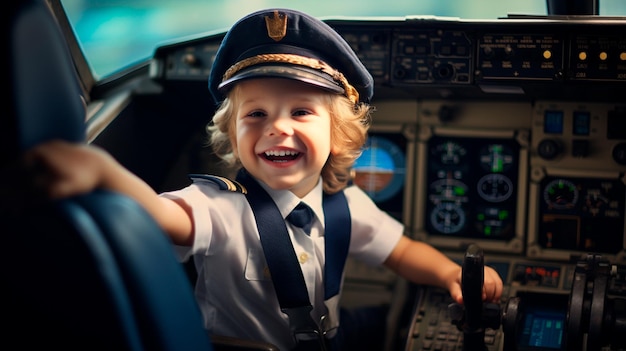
[287,202,314,235]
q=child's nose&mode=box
[266,115,294,136]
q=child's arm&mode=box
[384,236,503,304]
[27,140,194,246]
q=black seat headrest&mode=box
[7,0,86,156]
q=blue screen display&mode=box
[572,111,590,136]
[520,307,565,349]
[544,111,564,134]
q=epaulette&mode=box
[188,174,247,194]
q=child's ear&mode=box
[233,146,239,159]
[230,136,239,158]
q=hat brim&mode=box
[217,65,345,95]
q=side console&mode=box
[403,252,626,351]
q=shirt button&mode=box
[298,253,309,264]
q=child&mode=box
[29,8,502,351]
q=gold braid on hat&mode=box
[222,53,360,104]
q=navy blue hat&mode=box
[208,8,373,105]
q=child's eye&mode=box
[293,109,312,117]
[246,110,266,118]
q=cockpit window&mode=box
[61,0,625,80]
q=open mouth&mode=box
[262,150,301,162]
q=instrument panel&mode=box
[154,16,626,101]
[151,14,626,351]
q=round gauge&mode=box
[429,178,469,203]
[431,140,467,165]
[430,202,466,234]
[352,135,405,202]
[583,189,609,216]
[543,179,579,210]
[479,143,515,173]
[474,206,514,238]
[477,174,514,202]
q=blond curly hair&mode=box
[207,84,373,194]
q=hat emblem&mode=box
[264,10,287,41]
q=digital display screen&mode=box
[607,109,626,139]
[572,111,590,136]
[516,292,568,351]
[424,136,520,240]
[538,176,625,254]
[544,111,564,134]
[519,308,565,349]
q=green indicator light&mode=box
[493,158,503,173]
[454,187,465,196]
[485,226,492,235]
[477,213,485,220]
[499,210,509,220]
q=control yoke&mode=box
[448,244,502,351]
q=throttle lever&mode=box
[462,244,484,332]
[448,244,488,351]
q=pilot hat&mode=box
[208,8,373,105]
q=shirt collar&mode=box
[257,178,324,224]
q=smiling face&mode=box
[231,78,336,198]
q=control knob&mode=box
[612,142,626,165]
[537,138,563,160]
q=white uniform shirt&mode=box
[161,176,404,351]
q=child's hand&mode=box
[480,266,503,303]
[448,265,503,305]
[25,140,113,199]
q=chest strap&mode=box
[235,169,351,342]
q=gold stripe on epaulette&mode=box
[215,176,237,192]
[189,174,247,193]
[230,179,248,194]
